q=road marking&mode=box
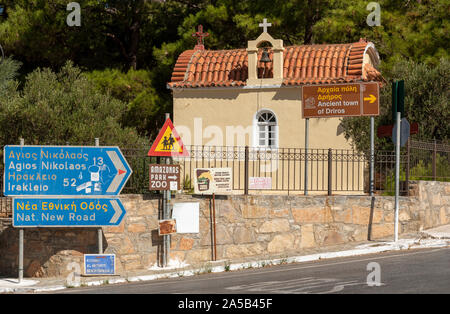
[225,277,367,294]
[62,247,448,292]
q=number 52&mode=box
[64,178,77,187]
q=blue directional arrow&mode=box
[12,198,126,227]
[3,146,132,196]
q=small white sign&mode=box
[172,202,199,233]
[170,181,178,191]
[249,177,272,190]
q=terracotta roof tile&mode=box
[169,40,382,88]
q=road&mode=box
[54,247,449,294]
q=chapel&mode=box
[168,21,383,150]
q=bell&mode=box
[260,48,271,63]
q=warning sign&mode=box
[148,118,189,157]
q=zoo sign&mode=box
[149,164,180,191]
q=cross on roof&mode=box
[192,25,209,50]
[259,18,272,33]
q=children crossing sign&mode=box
[148,118,189,157]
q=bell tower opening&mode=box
[246,19,284,86]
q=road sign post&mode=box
[394,112,401,242]
[18,138,24,283]
[302,82,380,196]
[4,141,132,281]
[95,138,102,254]
[148,114,188,267]
[12,197,126,227]
[4,146,132,197]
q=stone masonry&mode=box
[0,180,449,278]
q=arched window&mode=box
[256,110,277,148]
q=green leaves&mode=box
[0,61,145,146]
[341,58,449,152]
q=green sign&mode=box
[392,80,405,122]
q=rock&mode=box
[371,224,395,239]
[224,244,264,258]
[352,206,371,225]
[258,219,290,233]
[323,231,345,246]
[233,227,255,244]
[128,223,147,233]
[270,208,289,217]
[267,234,295,253]
[292,207,331,224]
[215,225,233,244]
[179,238,195,250]
[300,224,316,248]
[241,204,267,218]
[186,249,211,262]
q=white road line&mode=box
[60,247,448,293]
[122,247,449,288]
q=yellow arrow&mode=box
[364,94,377,103]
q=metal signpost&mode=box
[4,146,131,196]
[148,114,188,267]
[391,80,406,242]
[4,141,131,282]
[302,82,380,196]
[394,112,401,242]
[12,197,126,227]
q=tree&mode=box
[312,0,449,71]
[0,61,145,146]
[86,68,166,139]
[341,58,449,152]
[0,56,21,93]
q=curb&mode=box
[1,238,448,293]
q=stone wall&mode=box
[0,181,449,278]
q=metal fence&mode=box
[176,146,367,194]
[0,139,448,218]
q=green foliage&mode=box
[0,0,448,142]
[86,68,167,138]
[410,154,450,181]
[313,0,449,68]
[382,153,450,195]
[0,56,21,93]
[0,61,145,146]
[341,58,449,152]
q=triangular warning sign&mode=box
[148,118,189,157]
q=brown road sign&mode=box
[362,82,380,116]
[302,82,380,118]
[149,164,180,191]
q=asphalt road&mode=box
[55,247,449,294]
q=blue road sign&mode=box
[84,254,116,275]
[12,197,126,227]
[3,146,132,196]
